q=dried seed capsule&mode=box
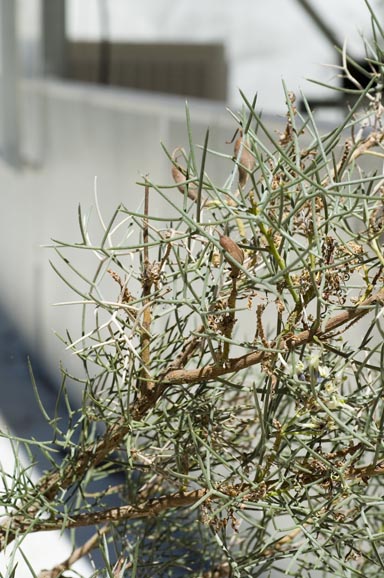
[233,131,255,188]
[171,147,198,201]
[219,234,244,277]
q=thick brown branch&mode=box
[16,490,206,535]
[159,287,384,387]
[9,455,384,549]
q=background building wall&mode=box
[66,0,380,113]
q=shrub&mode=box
[2,6,384,577]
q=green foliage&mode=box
[3,7,384,577]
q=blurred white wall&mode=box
[17,0,42,76]
[66,0,380,112]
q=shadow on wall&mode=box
[0,303,59,445]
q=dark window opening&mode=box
[66,42,227,101]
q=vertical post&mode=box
[42,0,67,77]
[0,0,21,167]
[98,0,111,84]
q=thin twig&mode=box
[138,184,154,396]
[38,524,110,578]
[16,490,207,533]
[222,277,238,361]
[164,326,205,372]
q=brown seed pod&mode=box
[233,131,255,188]
[171,147,198,201]
[219,234,244,277]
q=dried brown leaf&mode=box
[233,131,255,188]
[219,234,244,276]
[171,147,198,201]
